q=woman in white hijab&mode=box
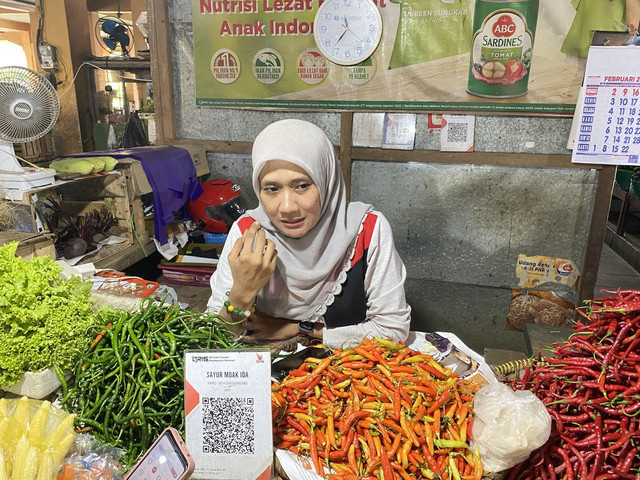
[207,119,411,348]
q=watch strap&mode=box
[298,321,314,336]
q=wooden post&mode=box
[147,0,176,144]
[578,164,616,302]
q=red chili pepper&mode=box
[618,445,638,473]
[596,430,640,452]
[421,444,440,474]
[417,361,446,379]
[309,431,323,474]
[427,390,451,414]
[341,410,371,433]
[286,416,309,435]
[379,447,394,480]
[553,446,574,480]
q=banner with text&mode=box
[192,0,640,113]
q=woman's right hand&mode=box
[227,221,277,305]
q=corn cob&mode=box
[12,396,31,431]
[45,413,74,449]
[27,400,51,444]
[35,451,54,480]
[12,435,30,479]
[51,432,75,467]
[0,448,7,480]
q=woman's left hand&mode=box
[239,310,298,343]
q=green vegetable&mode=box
[49,158,94,175]
[0,242,98,387]
[95,156,118,171]
[59,300,242,468]
[86,157,105,173]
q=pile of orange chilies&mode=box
[271,338,484,480]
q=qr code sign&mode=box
[446,122,468,143]
[202,397,255,454]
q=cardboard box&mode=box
[160,242,223,269]
[144,215,188,241]
[115,145,210,197]
[0,231,56,260]
[115,157,154,196]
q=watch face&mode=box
[298,321,314,335]
[313,0,383,66]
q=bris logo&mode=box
[256,353,265,363]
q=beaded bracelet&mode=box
[223,291,256,318]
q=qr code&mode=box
[202,397,255,454]
[446,123,468,143]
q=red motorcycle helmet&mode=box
[188,178,247,233]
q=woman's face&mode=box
[258,160,321,238]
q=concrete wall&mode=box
[167,0,598,354]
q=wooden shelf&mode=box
[92,239,156,271]
[86,55,151,72]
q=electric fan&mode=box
[0,66,59,194]
[95,16,133,56]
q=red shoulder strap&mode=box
[237,216,255,234]
[351,212,378,267]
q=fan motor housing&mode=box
[10,100,33,120]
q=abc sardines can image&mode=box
[467,0,539,98]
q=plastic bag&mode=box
[118,111,149,148]
[57,433,124,479]
[0,396,76,479]
[470,382,551,472]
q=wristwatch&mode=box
[298,321,315,336]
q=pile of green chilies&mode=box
[56,298,242,468]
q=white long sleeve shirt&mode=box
[207,211,411,348]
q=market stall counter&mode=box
[1,242,639,479]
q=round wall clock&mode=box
[313,0,383,66]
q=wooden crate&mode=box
[13,133,55,166]
[11,165,150,254]
[0,231,56,261]
[47,171,139,245]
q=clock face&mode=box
[313,0,383,66]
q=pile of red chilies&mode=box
[509,290,640,480]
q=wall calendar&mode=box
[572,45,640,166]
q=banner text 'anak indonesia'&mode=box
[199,0,390,36]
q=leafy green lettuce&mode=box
[0,241,98,386]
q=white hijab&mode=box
[248,119,372,322]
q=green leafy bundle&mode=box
[0,242,98,386]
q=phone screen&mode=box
[127,432,189,480]
[271,346,331,381]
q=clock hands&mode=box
[336,27,348,45]
[347,28,363,43]
[338,15,363,44]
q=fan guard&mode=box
[95,16,134,56]
[0,66,59,195]
[0,66,60,143]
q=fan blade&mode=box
[115,34,130,48]
[101,19,117,34]
[112,25,131,47]
[103,37,118,50]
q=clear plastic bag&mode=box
[471,382,551,472]
[0,396,76,480]
[58,433,124,479]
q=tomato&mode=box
[505,59,524,79]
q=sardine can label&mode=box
[467,0,539,98]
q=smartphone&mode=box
[125,427,195,480]
[271,346,331,381]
